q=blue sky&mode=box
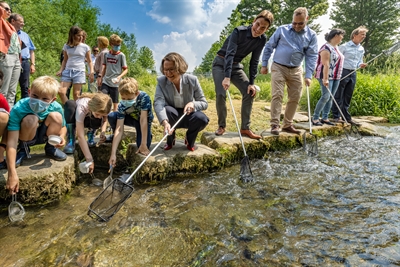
[91,0,332,72]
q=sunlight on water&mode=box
[1,126,400,266]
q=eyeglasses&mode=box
[3,7,12,12]
[292,21,305,26]
[93,50,99,52]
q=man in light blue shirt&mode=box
[261,7,318,135]
[9,13,36,99]
[332,26,368,125]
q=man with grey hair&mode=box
[9,13,36,99]
[261,7,318,135]
[331,26,368,125]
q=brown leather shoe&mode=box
[215,126,225,136]
[282,125,301,135]
[240,129,261,139]
[271,125,280,135]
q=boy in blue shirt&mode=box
[6,76,67,195]
[107,77,153,167]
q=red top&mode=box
[0,93,10,112]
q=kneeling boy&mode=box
[6,76,67,194]
[108,77,153,167]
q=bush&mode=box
[299,73,400,122]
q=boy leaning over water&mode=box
[6,76,67,195]
[107,77,153,167]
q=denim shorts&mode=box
[61,69,86,84]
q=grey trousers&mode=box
[212,56,253,130]
[0,53,21,108]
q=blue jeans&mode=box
[108,112,152,149]
[313,79,340,121]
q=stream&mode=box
[0,126,400,266]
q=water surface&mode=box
[1,126,400,266]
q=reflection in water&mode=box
[1,126,400,266]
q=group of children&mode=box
[1,28,153,195]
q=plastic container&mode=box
[79,161,93,173]
[48,135,63,146]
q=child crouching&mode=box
[6,76,67,195]
[107,77,153,167]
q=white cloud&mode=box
[150,0,240,72]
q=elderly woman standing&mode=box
[154,52,209,151]
[0,2,21,108]
[312,29,345,126]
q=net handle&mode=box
[227,90,247,157]
[124,112,187,184]
[305,86,313,134]
[340,41,400,81]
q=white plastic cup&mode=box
[79,161,93,174]
[254,85,260,92]
[112,77,119,84]
[48,135,62,146]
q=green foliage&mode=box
[330,0,400,61]
[299,73,400,123]
[137,46,155,71]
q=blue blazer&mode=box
[154,73,208,124]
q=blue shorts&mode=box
[61,69,86,84]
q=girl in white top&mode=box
[57,26,94,104]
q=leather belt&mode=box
[343,68,355,72]
[21,58,30,61]
[274,62,298,69]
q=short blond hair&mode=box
[80,93,112,114]
[351,26,368,40]
[160,52,188,74]
[109,34,122,45]
[97,36,109,49]
[119,77,139,95]
[31,76,59,97]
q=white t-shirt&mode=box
[75,97,90,123]
[64,43,90,71]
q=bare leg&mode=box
[73,84,83,101]
[59,81,72,104]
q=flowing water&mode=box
[1,126,400,266]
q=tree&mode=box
[137,46,155,71]
[196,0,329,74]
[330,0,400,58]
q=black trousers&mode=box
[332,69,356,121]
[19,59,30,99]
[165,106,209,147]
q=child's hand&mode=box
[55,138,65,148]
[56,70,62,77]
[109,155,117,167]
[136,144,150,156]
[6,173,19,195]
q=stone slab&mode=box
[0,152,75,204]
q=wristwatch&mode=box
[31,63,36,66]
